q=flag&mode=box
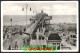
[30,7,31,11]
[22,8,24,11]
[10,18,12,21]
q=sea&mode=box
[3,15,77,26]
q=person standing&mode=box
[8,45,11,50]
[23,38,26,46]
[15,41,18,50]
[24,27,26,32]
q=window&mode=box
[53,43,56,46]
[57,43,60,46]
[73,35,76,38]
[53,43,54,45]
[70,35,72,38]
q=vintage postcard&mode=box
[1,1,79,52]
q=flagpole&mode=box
[26,3,28,28]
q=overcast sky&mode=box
[2,1,77,15]
[2,1,78,25]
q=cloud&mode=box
[10,6,21,11]
[2,2,77,15]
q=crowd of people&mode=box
[3,25,29,50]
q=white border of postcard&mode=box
[1,1,79,52]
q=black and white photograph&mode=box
[1,1,78,52]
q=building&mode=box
[30,40,47,46]
[67,33,77,46]
[47,33,62,50]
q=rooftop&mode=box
[48,33,61,40]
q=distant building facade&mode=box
[67,33,77,46]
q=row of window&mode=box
[53,43,60,45]
[70,35,76,38]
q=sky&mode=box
[2,1,77,15]
[2,1,78,25]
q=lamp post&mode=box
[10,18,12,41]
[10,18,12,27]
[26,3,28,28]
[10,18,12,40]
[9,18,12,50]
